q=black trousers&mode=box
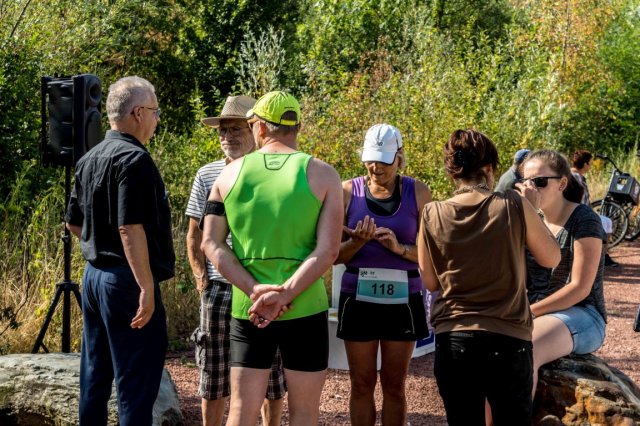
[434,331,533,426]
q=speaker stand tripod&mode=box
[32,163,82,353]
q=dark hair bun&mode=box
[444,130,498,181]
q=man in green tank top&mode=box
[201,91,343,426]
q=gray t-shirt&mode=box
[526,204,607,321]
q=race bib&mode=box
[356,268,409,304]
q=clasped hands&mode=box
[343,215,403,255]
[247,284,291,328]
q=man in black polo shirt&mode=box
[65,76,174,426]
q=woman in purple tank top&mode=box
[334,124,432,426]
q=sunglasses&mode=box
[520,176,562,188]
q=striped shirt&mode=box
[185,159,230,282]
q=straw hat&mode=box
[201,95,256,127]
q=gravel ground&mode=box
[165,240,640,425]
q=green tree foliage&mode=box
[592,1,640,151]
[177,0,301,113]
[295,0,407,91]
[236,26,288,97]
[430,0,514,40]
[1,0,639,353]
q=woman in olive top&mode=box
[418,129,560,426]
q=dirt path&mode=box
[166,240,640,425]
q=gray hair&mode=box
[397,149,406,169]
[106,76,155,123]
[264,121,299,136]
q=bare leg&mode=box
[226,367,270,426]
[532,316,573,397]
[285,368,327,426]
[261,398,284,426]
[485,400,493,426]
[345,340,379,426]
[202,397,226,426]
[379,340,414,426]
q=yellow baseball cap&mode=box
[246,91,301,126]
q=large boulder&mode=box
[0,353,182,425]
[534,354,640,425]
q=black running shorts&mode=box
[230,311,329,372]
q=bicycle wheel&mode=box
[591,199,628,247]
[625,206,640,241]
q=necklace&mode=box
[453,182,490,195]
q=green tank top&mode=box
[224,151,329,320]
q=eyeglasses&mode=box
[218,125,250,137]
[520,176,562,188]
[139,106,161,118]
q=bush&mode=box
[1,0,638,354]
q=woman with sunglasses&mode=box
[418,130,560,425]
[518,150,607,402]
[335,123,431,426]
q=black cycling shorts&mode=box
[230,311,329,372]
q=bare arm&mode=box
[119,224,155,329]
[66,223,81,239]
[186,217,208,293]
[417,210,439,292]
[531,237,602,317]
[404,180,433,263]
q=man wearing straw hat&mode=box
[201,91,343,425]
[186,95,286,426]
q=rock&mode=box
[0,353,182,425]
[535,354,640,425]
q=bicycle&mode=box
[590,153,640,248]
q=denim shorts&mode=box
[547,305,606,354]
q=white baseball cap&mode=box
[361,124,403,165]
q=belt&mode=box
[344,266,420,278]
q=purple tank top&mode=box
[341,175,422,294]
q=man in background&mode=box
[186,95,286,426]
[495,148,530,192]
[571,149,619,267]
[66,76,173,425]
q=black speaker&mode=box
[41,74,103,167]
